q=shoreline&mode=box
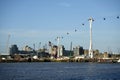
[0,58,119,63]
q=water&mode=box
[0,62,120,80]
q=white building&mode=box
[57,45,65,57]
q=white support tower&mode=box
[88,17,94,58]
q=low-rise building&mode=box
[84,49,89,57]
[10,44,19,56]
[73,45,84,56]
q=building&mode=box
[23,45,33,52]
[49,45,65,58]
[73,46,84,56]
[63,50,73,57]
[48,45,57,58]
[103,52,109,59]
[84,49,89,57]
[38,52,50,58]
[10,44,19,56]
[59,45,65,57]
[93,49,99,58]
[20,45,35,56]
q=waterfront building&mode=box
[84,49,89,58]
[93,49,99,58]
[103,52,109,59]
[59,45,65,57]
[10,44,19,56]
[49,45,57,58]
[38,52,50,58]
[49,45,65,58]
[63,50,73,57]
[23,45,33,51]
[49,46,52,55]
[73,46,84,56]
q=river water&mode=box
[0,62,120,80]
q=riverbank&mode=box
[0,58,119,63]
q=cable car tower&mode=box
[88,17,94,58]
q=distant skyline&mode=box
[0,0,120,54]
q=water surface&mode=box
[0,62,120,80]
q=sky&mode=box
[0,0,120,54]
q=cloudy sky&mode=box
[0,0,120,54]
